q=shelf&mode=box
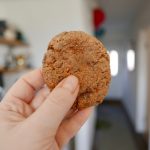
[0,67,31,74]
[0,38,28,47]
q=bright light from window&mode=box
[127,49,135,71]
[110,50,118,76]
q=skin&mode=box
[0,69,92,150]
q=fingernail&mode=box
[62,75,78,93]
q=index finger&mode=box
[4,69,45,103]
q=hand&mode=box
[0,69,92,150]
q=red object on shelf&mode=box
[93,8,105,30]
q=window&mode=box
[127,49,135,71]
[110,50,118,76]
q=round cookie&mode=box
[42,31,111,110]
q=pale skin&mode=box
[0,69,92,150]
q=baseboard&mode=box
[103,98,122,106]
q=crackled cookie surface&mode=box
[42,31,111,109]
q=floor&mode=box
[93,103,139,150]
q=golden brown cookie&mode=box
[42,31,111,110]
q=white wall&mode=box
[105,0,150,132]
[75,109,96,150]
[135,30,148,133]
[102,35,139,129]
[0,0,92,68]
[103,38,129,99]
[122,60,137,126]
[133,0,150,35]
[131,1,150,133]
[0,1,96,150]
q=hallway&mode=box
[93,102,148,150]
[0,0,149,150]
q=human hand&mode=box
[0,69,92,150]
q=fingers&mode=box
[56,107,93,148]
[30,86,50,110]
[27,75,79,133]
[4,69,44,103]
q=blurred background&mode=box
[0,0,149,150]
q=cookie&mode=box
[42,31,111,109]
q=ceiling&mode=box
[96,0,149,41]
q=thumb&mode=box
[27,75,79,132]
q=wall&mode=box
[75,109,96,150]
[0,0,92,68]
[135,30,149,133]
[102,37,129,99]
[102,34,138,128]
[121,43,138,130]
[0,1,96,150]
[106,0,150,132]
[147,30,150,150]
[122,59,137,127]
[133,0,150,35]
[131,1,150,133]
